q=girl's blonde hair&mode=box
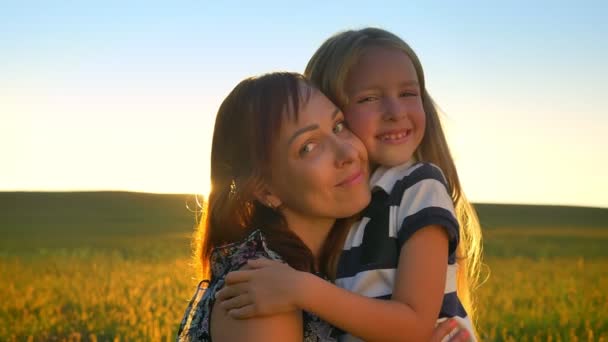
[305,27,484,325]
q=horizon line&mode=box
[2,189,607,210]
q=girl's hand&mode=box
[215,258,302,319]
[430,318,474,342]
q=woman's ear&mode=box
[253,185,282,210]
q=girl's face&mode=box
[343,46,426,168]
[265,88,371,221]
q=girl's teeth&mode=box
[381,132,408,141]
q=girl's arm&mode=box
[219,224,449,342]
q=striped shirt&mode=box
[335,161,475,341]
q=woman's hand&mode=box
[430,318,474,342]
[215,258,302,319]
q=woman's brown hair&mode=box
[193,72,351,281]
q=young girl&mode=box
[216,28,483,341]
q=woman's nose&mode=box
[335,138,358,168]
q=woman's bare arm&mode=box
[211,293,303,342]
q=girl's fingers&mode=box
[228,305,257,320]
[430,318,458,342]
[224,270,253,285]
[214,287,233,302]
[215,283,248,301]
[449,328,472,342]
[224,258,277,284]
[246,257,277,268]
[220,294,252,311]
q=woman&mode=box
[177,72,371,341]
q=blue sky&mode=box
[2,1,607,207]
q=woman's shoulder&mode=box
[210,229,284,279]
[176,229,284,342]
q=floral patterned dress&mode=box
[176,229,338,342]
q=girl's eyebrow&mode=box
[399,80,419,87]
[350,80,419,93]
[287,108,341,146]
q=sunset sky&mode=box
[2,1,607,208]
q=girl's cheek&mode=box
[345,113,366,132]
[352,123,373,142]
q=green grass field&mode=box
[1,192,607,341]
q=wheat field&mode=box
[1,193,607,341]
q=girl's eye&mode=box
[357,96,376,104]
[299,142,316,156]
[333,121,346,134]
[400,91,418,97]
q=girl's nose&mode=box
[382,97,407,122]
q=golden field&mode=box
[1,192,607,341]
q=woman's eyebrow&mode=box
[287,108,340,146]
[287,124,319,146]
[331,107,340,119]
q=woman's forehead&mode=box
[276,85,314,127]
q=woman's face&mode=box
[265,88,371,221]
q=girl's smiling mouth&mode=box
[376,128,412,143]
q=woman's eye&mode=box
[333,121,345,134]
[300,142,316,155]
[400,91,417,97]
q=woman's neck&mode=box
[281,210,334,269]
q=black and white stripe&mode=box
[335,161,475,341]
